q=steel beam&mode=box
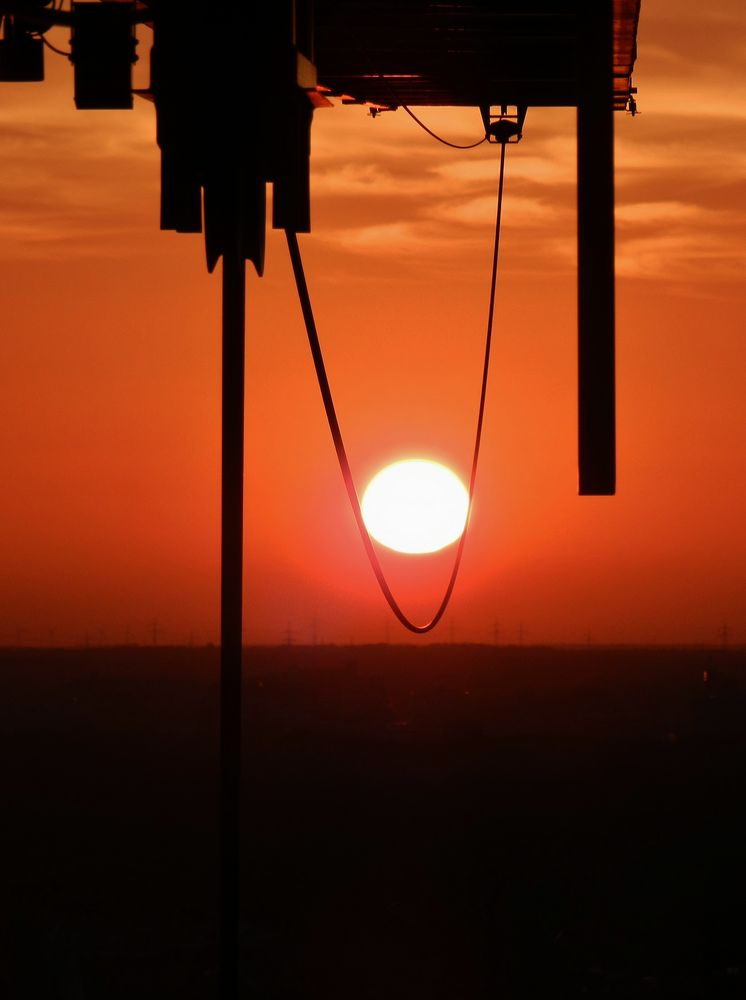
[577,0,616,495]
[219,221,245,999]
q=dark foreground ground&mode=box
[1,643,745,998]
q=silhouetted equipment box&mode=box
[0,30,43,82]
[71,1,137,109]
[314,0,640,111]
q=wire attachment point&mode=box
[481,105,527,144]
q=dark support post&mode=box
[219,222,246,999]
[577,0,616,495]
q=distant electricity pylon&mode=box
[493,620,500,645]
[283,623,295,647]
[719,622,730,648]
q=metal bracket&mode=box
[480,104,527,144]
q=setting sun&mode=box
[361,460,469,555]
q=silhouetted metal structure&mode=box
[0,1,641,996]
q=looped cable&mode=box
[398,104,488,149]
[285,141,507,633]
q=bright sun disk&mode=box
[361,459,469,555]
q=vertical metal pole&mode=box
[219,229,245,999]
[577,0,616,495]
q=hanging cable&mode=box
[398,103,487,149]
[357,43,488,148]
[285,140,507,634]
[40,35,72,57]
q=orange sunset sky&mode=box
[1,1,744,646]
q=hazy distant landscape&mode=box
[2,644,744,998]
